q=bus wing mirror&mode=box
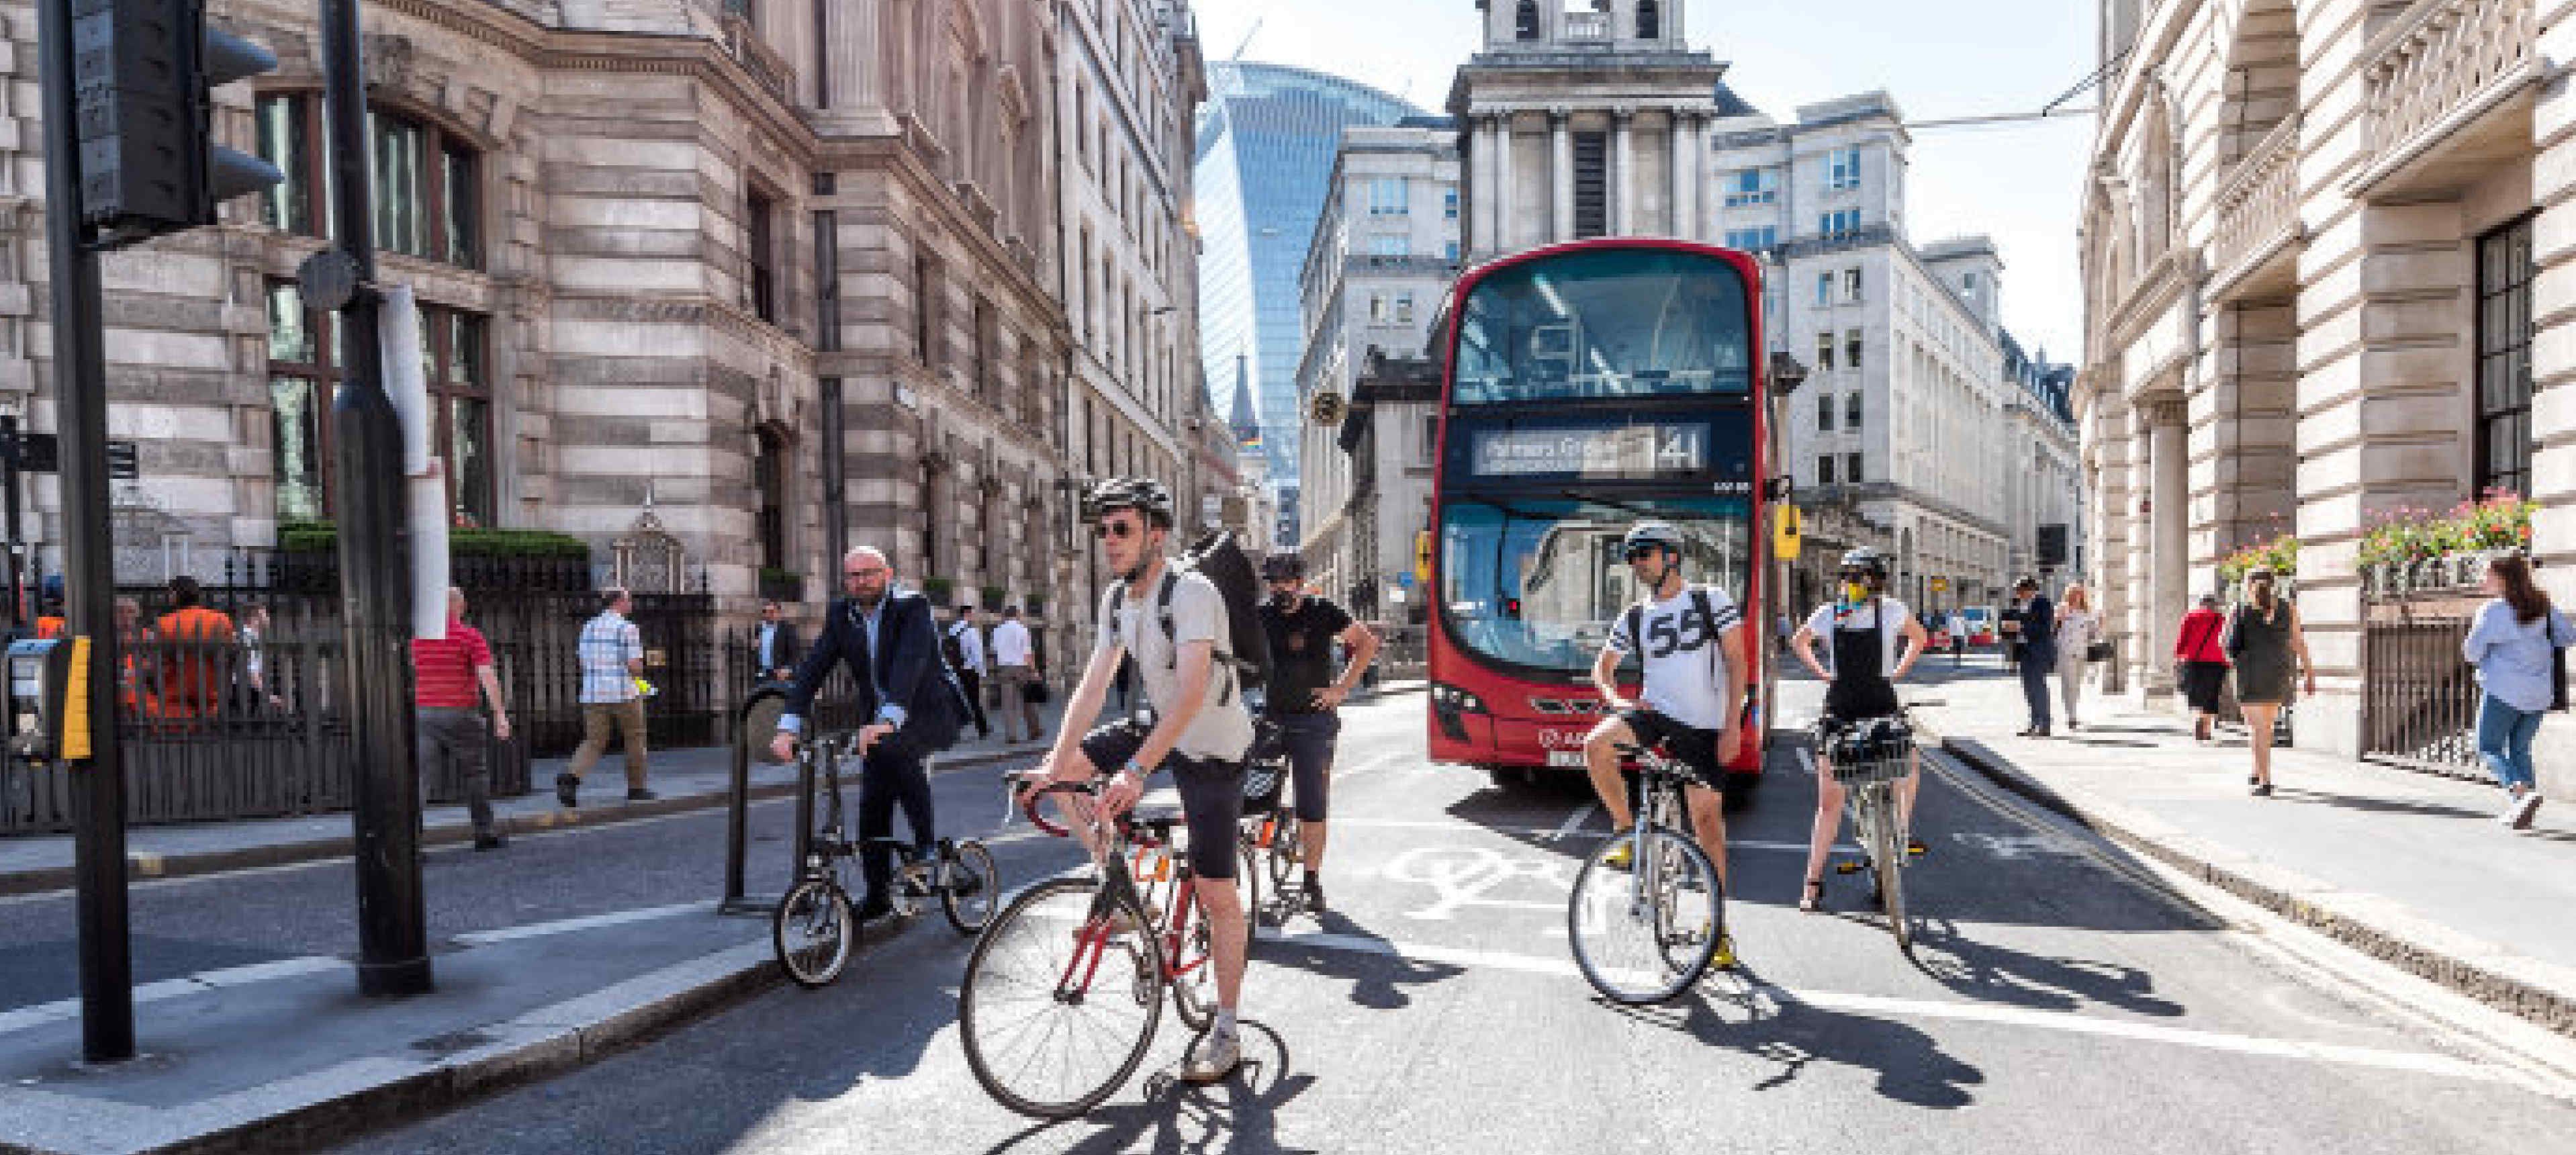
[1765,477,1794,502]
[1768,352,1810,398]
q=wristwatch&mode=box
[1122,757,1150,785]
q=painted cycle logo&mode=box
[1381,846,1573,921]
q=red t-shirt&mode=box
[2175,608,2229,664]
[412,620,494,708]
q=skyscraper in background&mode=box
[1195,61,1418,542]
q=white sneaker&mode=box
[1182,1029,1241,1083]
[2501,796,2526,825]
[2512,792,2545,831]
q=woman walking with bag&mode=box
[2229,567,2313,797]
[2174,593,2232,743]
[2461,553,2573,830]
[2054,584,2101,730]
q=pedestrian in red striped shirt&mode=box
[413,587,513,850]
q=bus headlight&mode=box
[1430,683,1490,714]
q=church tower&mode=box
[1452,1,1726,257]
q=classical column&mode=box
[1477,114,1502,255]
[1670,112,1699,240]
[1493,113,1518,252]
[2144,396,2188,696]
[1550,107,1573,244]
[1610,109,1633,235]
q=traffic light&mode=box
[71,0,281,246]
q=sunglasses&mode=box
[1093,521,1142,541]
[843,567,889,580]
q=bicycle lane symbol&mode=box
[1380,846,1575,921]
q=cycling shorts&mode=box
[1272,712,1339,823]
[1079,719,1246,881]
[1615,708,1733,793]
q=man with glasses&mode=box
[770,547,968,922]
[1577,521,1747,968]
[1255,551,1379,913]
[1036,477,1256,1084]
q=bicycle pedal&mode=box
[1835,860,1864,875]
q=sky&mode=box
[1189,0,2098,363]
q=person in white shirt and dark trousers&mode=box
[991,606,1042,743]
[751,599,802,685]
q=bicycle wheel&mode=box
[1567,826,1720,1004]
[1865,788,1911,952]
[941,841,1000,935]
[1263,813,1301,892]
[773,878,854,989]
[960,877,1164,1119]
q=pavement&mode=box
[1904,662,2576,1041]
[0,683,1426,1155]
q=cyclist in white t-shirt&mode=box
[1790,547,1929,913]
[1579,522,1748,968]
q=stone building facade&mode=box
[0,0,1207,660]
[1293,122,1462,622]
[2077,0,2570,775]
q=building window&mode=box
[1816,332,1835,371]
[420,307,495,527]
[1371,234,1410,257]
[755,426,789,573]
[813,209,840,351]
[267,282,337,521]
[1962,271,1978,291]
[1846,453,1864,483]
[257,97,480,270]
[972,296,995,400]
[1724,226,1776,251]
[1443,189,1459,220]
[1572,131,1608,238]
[1394,291,1416,323]
[1815,273,1832,306]
[745,187,777,322]
[1819,455,1835,485]
[256,95,316,235]
[1724,168,1776,206]
[1820,209,1861,238]
[2477,215,2536,498]
[1637,0,1661,39]
[1846,390,1863,430]
[1370,177,1409,216]
[1444,240,1461,261]
[1419,414,1439,463]
[1827,146,1862,191]
[1369,293,1388,322]
[1817,392,1835,431]
[1515,0,1539,40]
[914,252,941,367]
[1843,268,1864,302]
[1846,328,1864,369]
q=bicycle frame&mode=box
[1023,784,1212,999]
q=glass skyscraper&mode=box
[1195,62,1418,539]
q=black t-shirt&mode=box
[1259,595,1354,714]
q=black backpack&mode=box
[1108,528,1273,705]
[939,622,970,672]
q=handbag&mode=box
[2086,640,2114,663]
[1023,678,1052,705]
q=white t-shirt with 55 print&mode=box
[1606,584,1745,731]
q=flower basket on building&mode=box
[921,576,956,605]
[758,567,804,604]
[980,585,1007,609]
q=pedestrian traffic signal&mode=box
[71,0,281,246]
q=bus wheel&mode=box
[1487,766,1518,790]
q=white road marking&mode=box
[1381,847,1572,921]
[453,900,706,946]
[1545,802,1598,842]
[1256,928,2502,1083]
[1326,818,1855,853]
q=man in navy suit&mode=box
[2009,575,2058,737]
[770,546,965,921]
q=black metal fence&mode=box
[2362,592,2483,776]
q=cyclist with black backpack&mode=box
[1255,551,1381,914]
[1034,477,1258,1084]
[1579,522,1748,969]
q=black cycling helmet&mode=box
[1260,551,1306,581]
[1838,547,1889,580]
[1087,477,1175,528]
[1620,521,1686,559]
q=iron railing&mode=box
[2362,592,2485,776]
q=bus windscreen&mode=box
[1450,248,1754,406]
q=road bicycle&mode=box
[772,730,999,989]
[1823,711,1921,953]
[1565,742,1725,1004]
[958,776,1258,1119]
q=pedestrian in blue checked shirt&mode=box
[559,586,653,807]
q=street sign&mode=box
[1931,577,1950,593]
[1774,505,1804,561]
[1413,530,1433,584]
[105,441,138,481]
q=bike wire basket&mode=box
[1240,719,1288,815]
[1823,717,1914,787]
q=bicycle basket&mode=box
[1241,721,1288,814]
[1825,717,1914,787]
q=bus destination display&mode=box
[1468,423,1709,480]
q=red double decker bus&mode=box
[1424,239,1780,797]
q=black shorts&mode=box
[1272,712,1339,823]
[1078,719,1246,881]
[1615,708,1730,792]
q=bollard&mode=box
[719,685,788,915]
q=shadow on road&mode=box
[1904,922,2184,1017]
[1606,966,1986,1109]
[982,1020,1318,1155]
[1255,910,1469,1010]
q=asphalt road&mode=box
[271,668,2576,1153]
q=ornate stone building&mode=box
[2078,0,2567,774]
[0,0,1205,656]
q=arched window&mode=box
[1637,0,1661,39]
[1515,1,1540,40]
[255,95,479,270]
